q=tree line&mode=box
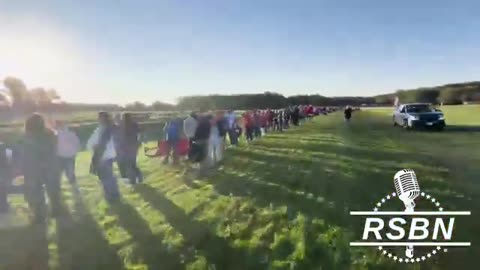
[2,76,480,116]
[0,76,172,114]
[176,92,376,110]
[177,82,480,110]
[374,82,480,105]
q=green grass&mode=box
[1,106,479,270]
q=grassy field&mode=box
[1,105,479,270]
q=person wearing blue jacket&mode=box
[163,118,182,164]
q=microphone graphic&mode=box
[394,169,420,258]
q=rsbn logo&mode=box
[350,169,471,264]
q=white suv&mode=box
[393,103,446,131]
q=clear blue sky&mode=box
[1,0,479,104]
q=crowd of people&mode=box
[0,104,351,224]
[0,112,144,222]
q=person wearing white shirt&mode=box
[184,112,198,140]
[56,121,81,184]
[208,118,220,167]
[87,112,120,202]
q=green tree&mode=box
[125,101,148,111]
[438,88,462,105]
[151,101,175,111]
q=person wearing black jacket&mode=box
[121,113,143,184]
[189,114,211,159]
[191,114,212,174]
[292,107,300,126]
[344,106,353,121]
[22,113,62,223]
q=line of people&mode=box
[160,105,319,175]
[0,105,320,223]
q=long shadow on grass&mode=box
[108,200,184,270]
[136,185,256,270]
[219,136,477,252]
[227,147,396,210]
[55,186,124,270]
[257,137,429,160]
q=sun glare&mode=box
[0,20,86,89]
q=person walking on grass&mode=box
[253,111,262,138]
[284,109,291,129]
[112,114,127,179]
[192,113,212,175]
[214,111,227,162]
[225,109,238,146]
[87,112,120,203]
[163,118,182,164]
[243,112,254,142]
[184,112,199,149]
[121,113,143,184]
[344,106,353,122]
[55,120,81,184]
[22,113,62,223]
